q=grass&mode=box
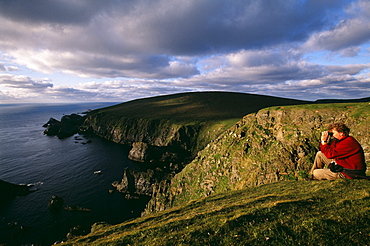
[140,100,370,214]
[68,95,370,245]
[60,179,370,245]
[92,92,309,124]
[85,91,310,155]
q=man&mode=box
[309,122,367,180]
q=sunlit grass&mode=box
[61,179,370,245]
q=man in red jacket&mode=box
[309,122,367,180]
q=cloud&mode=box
[303,0,370,53]
[182,49,328,85]
[0,0,107,25]
[241,74,370,101]
[326,64,370,75]
[0,74,53,89]
[0,0,369,103]
[7,49,199,79]
[0,0,359,80]
[337,46,362,57]
[0,62,19,72]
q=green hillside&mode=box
[62,94,370,245]
[145,102,370,213]
[83,91,310,159]
[92,91,308,123]
[59,179,370,245]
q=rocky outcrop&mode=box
[81,114,206,157]
[112,169,165,198]
[64,206,92,212]
[0,180,33,201]
[113,143,192,198]
[48,195,64,210]
[43,114,86,138]
[128,141,190,166]
[128,142,150,162]
[144,102,370,214]
[83,113,223,197]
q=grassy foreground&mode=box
[60,179,370,245]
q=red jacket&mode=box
[320,136,366,179]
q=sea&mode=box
[0,103,149,245]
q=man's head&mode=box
[328,122,350,139]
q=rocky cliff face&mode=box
[81,111,232,197]
[81,112,208,158]
[144,102,370,214]
[76,92,310,198]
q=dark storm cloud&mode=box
[103,0,351,55]
[0,0,108,25]
[1,0,366,80]
[0,0,369,103]
[0,0,354,55]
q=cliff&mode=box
[55,97,370,245]
[82,92,308,158]
[144,102,370,213]
[80,92,308,197]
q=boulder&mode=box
[48,195,64,210]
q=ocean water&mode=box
[0,103,148,245]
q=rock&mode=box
[64,206,92,212]
[0,180,33,201]
[43,114,86,139]
[57,126,79,139]
[124,194,140,200]
[128,142,189,169]
[128,142,149,162]
[48,195,64,210]
[112,168,162,197]
[66,225,88,239]
[43,118,62,136]
[42,117,60,128]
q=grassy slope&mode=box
[60,179,370,246]
[154,102,370,209]
[87,91,309,154]
[93,91,308,123]
[62,94,369,245]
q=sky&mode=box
[0,0,369,103]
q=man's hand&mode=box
[321,131,329,144]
